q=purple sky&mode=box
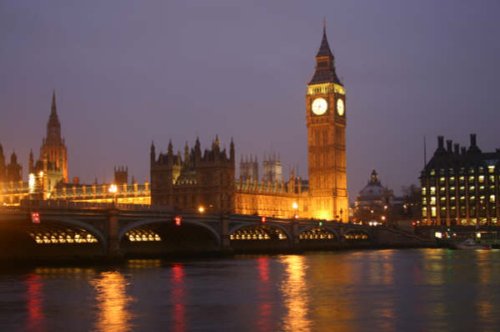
[1,0,500,199]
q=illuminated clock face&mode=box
[311,98,328,116]
[337,98,345,116]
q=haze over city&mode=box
[1,0,500,197]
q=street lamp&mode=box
[292,201,298,219]
[198,205,205,214]
[109,184,118,205]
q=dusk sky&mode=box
[1,0,500,199]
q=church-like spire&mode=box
[46,90,62,143]
[49,90,60,127]
[316,23,333,58]
[309,24,341,85]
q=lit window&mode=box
[451,196,456,200]
[460,186,465,192]
[479,176,485,183]
[470,186,475,191]
[490,195,496,203]
[489,166,495,173]
[430,187,436,195]
[489,176,495,182]
[450,186,455,191]
[460,196,465,201]
[431,207,437,217]
[459,176,465,183]
[422,188,427,195]
[439,177,445,183]
[430,169,436,176]
[440,197,446,202]
[430,197,436,205]
[422,207,427,215]
[469,176,475,182]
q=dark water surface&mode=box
[1,249,500,331]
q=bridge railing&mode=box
[19,199,173,213]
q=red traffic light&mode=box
[260,216,267,223]
[174,215,182,226]
[31,212,41,224]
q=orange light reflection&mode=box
[280,255,310,331]
[92,271,133,332]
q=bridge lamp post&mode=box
[109,184,118,205]
[292,201,299,220]
[198,205,205,214]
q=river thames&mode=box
[1,249,499,331]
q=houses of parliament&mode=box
[151,27,348,221]
[1,28,349,221]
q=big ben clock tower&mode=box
[306,26,348,222]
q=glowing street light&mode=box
[198,206,205,213]
[292,201,299,219]
[108,184,118,204]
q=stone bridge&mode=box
[0,200,374,260]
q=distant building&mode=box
[420,134,500,226]
[353,170,393,224]
[6,152,22,183]
[262,154,283,183]
[239,155,259,182]
[28,92,68,197]
[0,144,5,183]
[114,166,128,185]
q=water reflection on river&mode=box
[1,249,500,331]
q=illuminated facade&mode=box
[28,92,68,198]
[421,134,500,226]
[0,144,5,183]
[305,26,348,221]
[0,148,25,206]
[150,137,236,213]
[151,28,349,221]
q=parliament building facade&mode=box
[151,28,349,221]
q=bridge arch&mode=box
[32,216,107,250]
[344,229,370,241]
[298,225,340,241]
[229,222,292,241]
[118,218,221,246]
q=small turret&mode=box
[167,140,174,157]
[29,150,35,173]
[150,141,156,163]
[230,138,235,161]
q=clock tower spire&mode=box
[306,25,348,222]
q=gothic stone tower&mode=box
[306,27,348,221]
[150,137,235,213]
[40,91,68,182]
